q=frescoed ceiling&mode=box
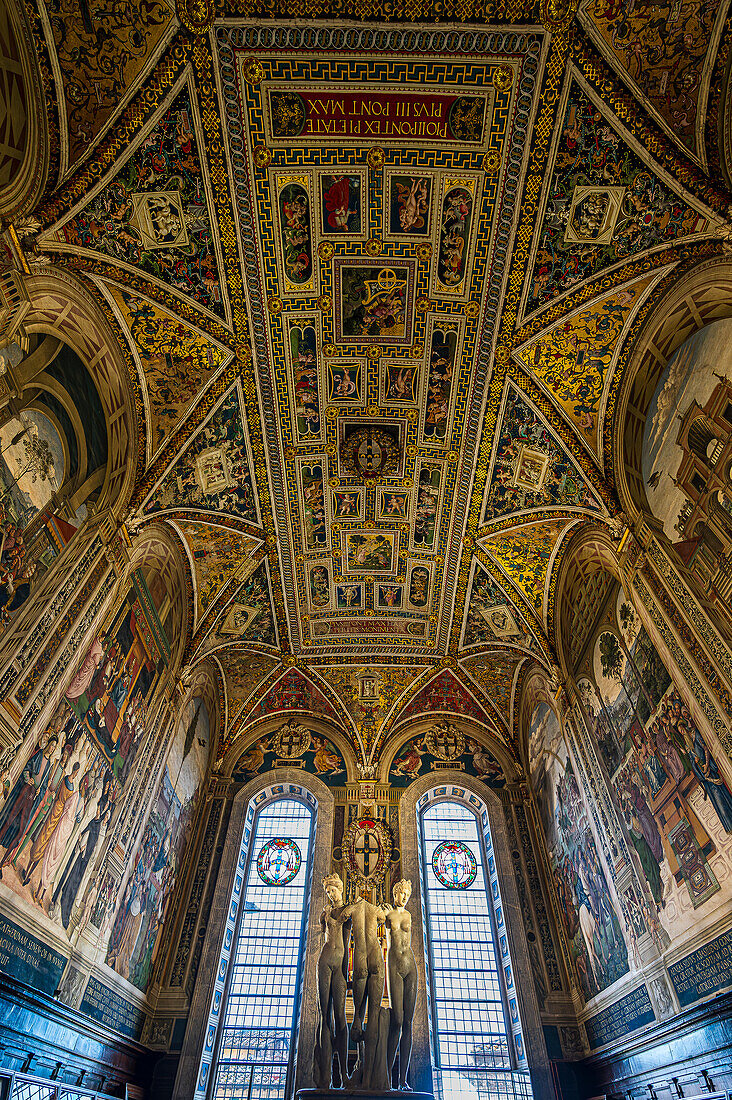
[10,0,732,766]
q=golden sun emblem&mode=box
[253,145,272,169]
[367,147,386,170]
[492,65,514,92]
[243,57,265,84]
[483,151,501,175]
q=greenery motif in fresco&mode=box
[583,0,720,158]
[529,702,629,1001]
[176,522,257,618]
[528,85,705,314]
[389,733,504,788]
[46,0,174,168]
[515,277,654,448]
[463,565,539,651]
[464,655,521,719]
[485,520,570,614]
[484,387,600,520]
[109,288,229,453]
[144,388,257,521]
[63,87,225,319]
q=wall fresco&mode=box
[0,582,168,936]
[107,696,208,990]
[529,701,629,1001]
[642,319,732,542]
[578,593,732,935]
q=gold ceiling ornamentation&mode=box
[20,10,729,746]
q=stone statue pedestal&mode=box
[297,1091,433,1100]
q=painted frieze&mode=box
[142,383,258,524]
[482,384,603,521]
[56,81,227,321]
[525,78,709,319]
[102,284,232,460]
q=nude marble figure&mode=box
[385,879,418,1090]
[315,874,351,1088]
[341,895,390,1090]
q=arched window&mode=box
[420,799,532,1100]
[210,797,314,1100]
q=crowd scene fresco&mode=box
[580,594,732,924]
[530,702,630,1000]
[0,588,164,936]
[107,696,208,990]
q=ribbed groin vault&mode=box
[0,1,731,1097]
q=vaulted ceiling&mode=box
[15,0,732,763]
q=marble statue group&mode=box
[315,874,417,1093]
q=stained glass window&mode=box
[211,798,314,1100]
[420,800,534,1100]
